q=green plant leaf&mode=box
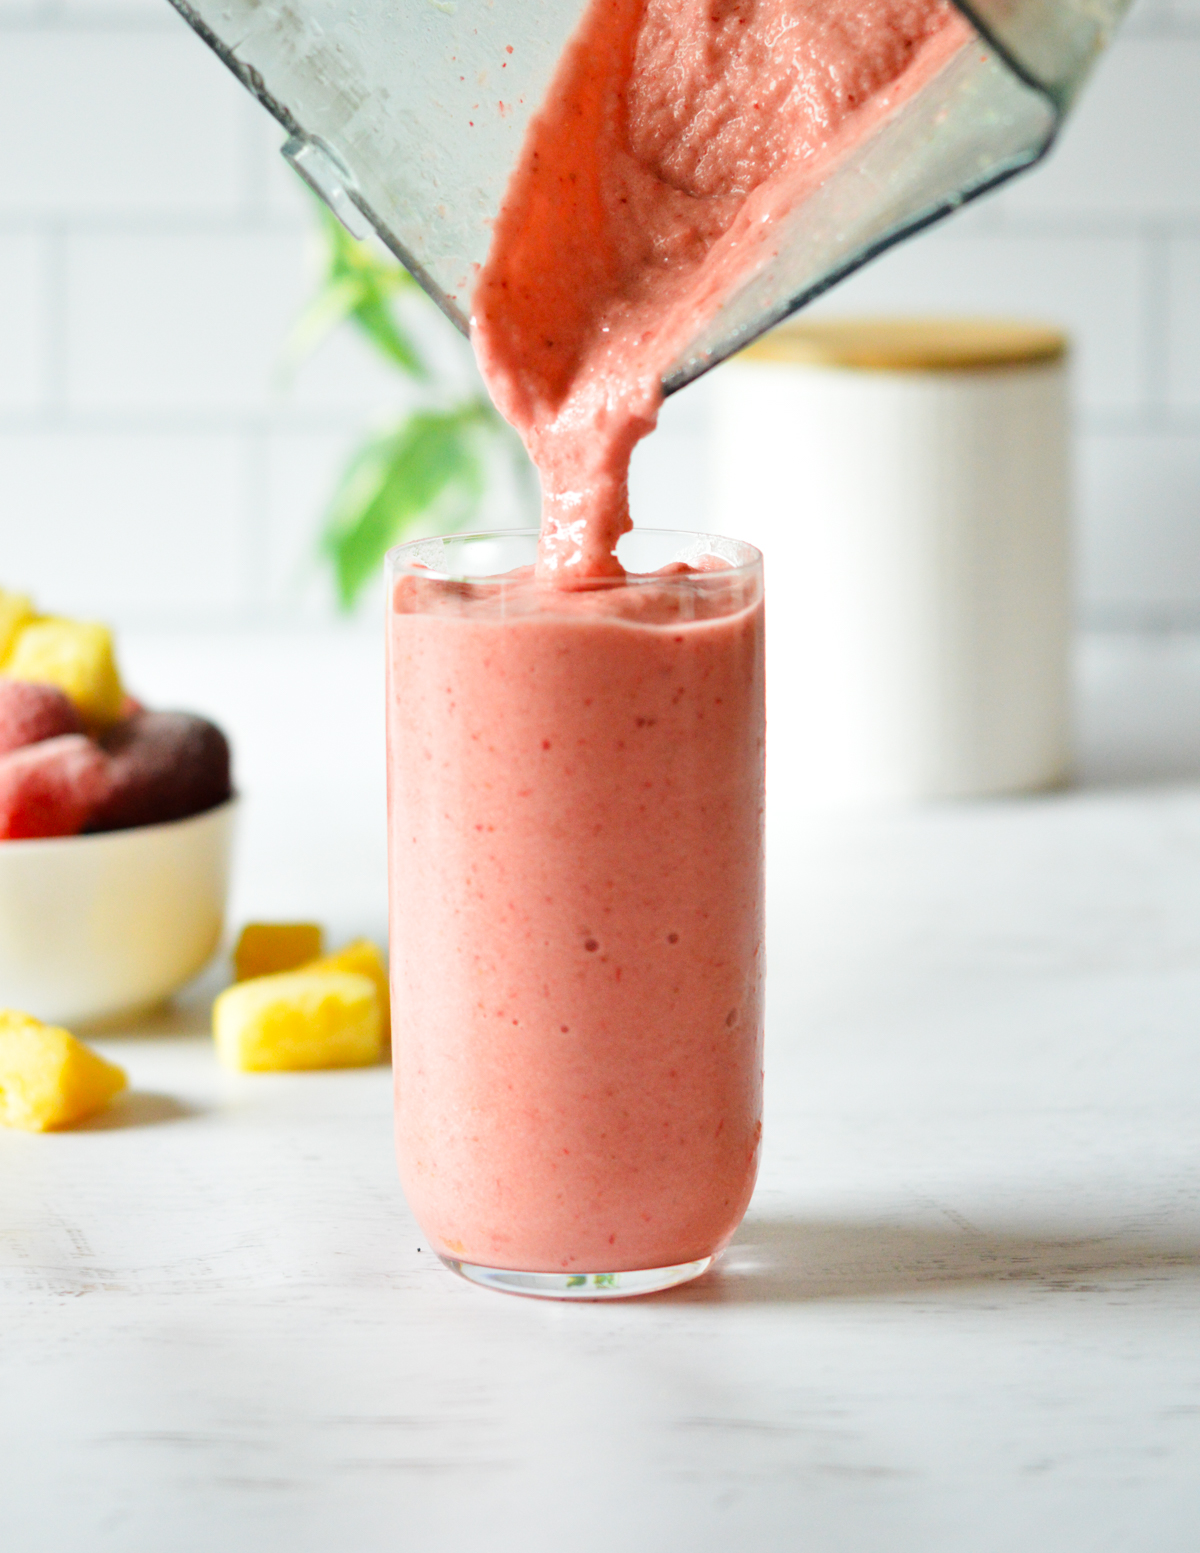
[284,201,428,379]
[282,274,366,369]
[348,285,427,378]
[287,197,539,608]
[321,405,490,609]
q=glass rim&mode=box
[385,526,763,585]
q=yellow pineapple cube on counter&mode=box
[0,590,35,663]
[213,971,383,1072]
[2,618,124,728]
[306,938,390,1032]
[234,921,324,981]
[0,1010,127,1131]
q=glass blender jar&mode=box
[165,0,1129,393]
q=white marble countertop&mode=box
[4,630,1200,1551]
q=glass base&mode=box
[440,1255,712,1300]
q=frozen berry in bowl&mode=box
[89,711,232,833]
[0,680,84,758]
[0,588,236,1026]
[0,734,112,841]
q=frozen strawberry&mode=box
[0,678,85,758]
[89,711,232,833]
[0,735,111,840]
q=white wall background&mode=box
[0,0,1198,634]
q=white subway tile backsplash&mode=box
[0,31,253,216]
[998,38,1200,221]
[264,428,362,620]
[1121,0,1180,32]
[808,227,1147,416]
[60,0,176,20]
[1166,238,1200,414]
[0,232,49,410]
[64,227,285,414]
[1078,429,1200,623]
[0,430,253,621]
[65,228,406,415]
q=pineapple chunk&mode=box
[3,618,124,728]
[0,1009,127,1132]
[213,970,383,1072]
[305,938,390,1033]
[234,921,324,982]
[0,590,35,663]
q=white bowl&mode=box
[0,798,236,1028]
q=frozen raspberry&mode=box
[0,678,85,758]
[89,711,232,833]
[0,735,112,840]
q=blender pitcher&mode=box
[165,0,1130,391]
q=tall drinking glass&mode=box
[385,528,765,1297]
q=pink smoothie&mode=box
[389,557,765,1272]
[390,0,971,1276]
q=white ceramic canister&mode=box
[710,318,1071,809]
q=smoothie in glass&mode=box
[387,532,764,1294]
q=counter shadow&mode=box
[76,987,219,1041]
[74,1091,200,1130]
[667,1217,1200,1305]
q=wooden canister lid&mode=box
[739,317,1068,372]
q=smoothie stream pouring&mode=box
[167,0,1130,394]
